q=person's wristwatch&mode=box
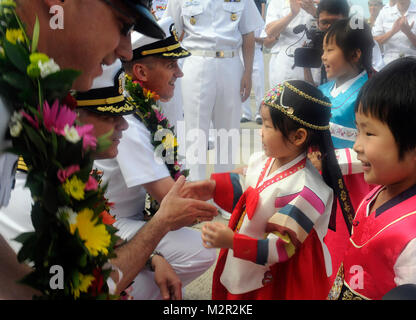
[145,251,164,272]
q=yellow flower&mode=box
[29,52,49,65]
[162,133,178,150]
[71,273,95,299]
[0,0,16,7]
[5,28,24,44]
[70,208,111,257]
[63,176,85,201]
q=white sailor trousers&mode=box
[242,46,265,119]
[182,54,244,181]
[114,218,216,300]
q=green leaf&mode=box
[51,131,58,156]
[42,69,81,91]
[31,16,40,53]
[78,254,87,268]
[21,123,48,159]
[14,231,36,245]
[3,40,30,73]
[2,71,31,89]
[16,234,37,263]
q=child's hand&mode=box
[201,222,234,249]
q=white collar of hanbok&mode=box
[330,70,366,98]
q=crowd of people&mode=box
[1,0,416,301]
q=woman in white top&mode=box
[373,0,416,64]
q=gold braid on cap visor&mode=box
[262,82,331,131]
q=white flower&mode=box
[151,104,160,112]
[64,124,81,144]
[57,206,77,225]
[9,121,22,137]
[38,58,60,78]
[9,111,23,137]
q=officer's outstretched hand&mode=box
[156,176,218,231]
[180,179,216,201]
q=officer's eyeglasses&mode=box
[101,0,135,36]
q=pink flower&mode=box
[76,124,97,150]
[42,100,77,134]
[154,109,166,122]
[57,165,80,183]
[85,175,98,191]
[21,111,39,129]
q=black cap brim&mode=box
[123,0,166,39]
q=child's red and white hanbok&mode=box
[211,152,333,300]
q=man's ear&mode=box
[132,63,148,82]
[291,128,308,147]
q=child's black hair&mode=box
[268,107,321,151]
[355,57,416,159]
[263,80,355,233]
[317,0,350,19]
[324,18,375,77]
[265,80,331,151]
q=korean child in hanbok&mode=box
[198,80,354,300]
[318,18,376,279]
[328,58,416,300]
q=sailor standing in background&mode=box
[164,0,264,182]
[373,0,416,65]
[241,0,266,125]
[151,0,185,134]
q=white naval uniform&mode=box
[94,114,216,300]
[164,0,264,181]
[0,97,18,209]
[0,171,32,253]
[241,28,265,120]
[373,2,416,65]
[264,0,315,88]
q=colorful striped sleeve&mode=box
[233,186,328,265]
[210,172,244,213]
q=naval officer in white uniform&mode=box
[164,0,264,181]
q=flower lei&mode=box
[0,1,119,299]
[124,76,188,219]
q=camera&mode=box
[293,23,325,68]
